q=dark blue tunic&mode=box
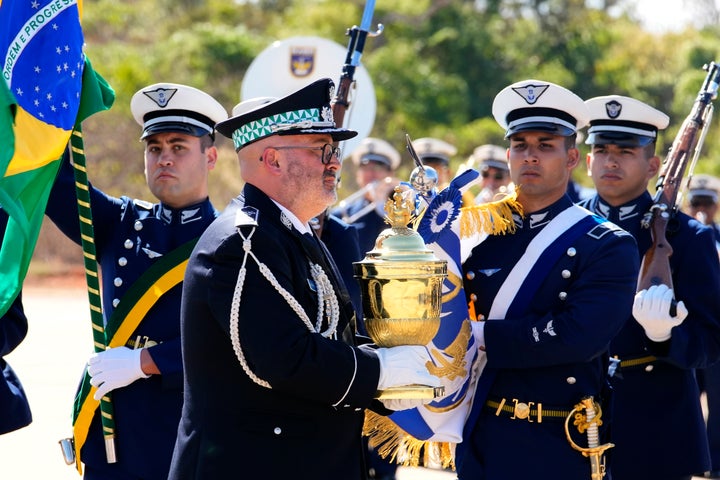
[581,191,720,479]
[459,196,638,480]
[46,157,217,478]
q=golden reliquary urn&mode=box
[354,187,447,399]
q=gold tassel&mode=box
[460,190,522,238]
[363,411,457,470]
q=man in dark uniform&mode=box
[168,78,441,480]
[45,83,228,479]
[0,208,32,436]
[457,79,639,479]
[581,95,720,480]
[332,136,401,255]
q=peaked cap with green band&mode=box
[216,78,357,150]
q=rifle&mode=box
[331,0,383,128]
[638,62,720,311]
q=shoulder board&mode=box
[235,206,259,227]
[133,199,154,210]
[586,219,630,240]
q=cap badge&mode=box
[143,87,178,108]
[512,83,549,105]
[290,46,315,77]
[605,100,622,119]
[321,105,334,124]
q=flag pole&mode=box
[69,127,117,463]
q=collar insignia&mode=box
[160,206,172,224]
[619,204,639,221]
[512,213,523,228]
[280,212,293,230]
[595,201,611,218]
[180,207,201,224]
[529,211,550,228]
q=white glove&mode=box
[371,345,442,411]
[632,284,688,342]
[87,346,150,400]
[471,321,485,350]
[375,345,440,391]
[380,398,430,411]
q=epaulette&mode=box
[235,206,259,228]
[133,199,154,210]
[586,219,631,240]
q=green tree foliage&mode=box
[74,0,720,201]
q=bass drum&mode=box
[241,36,376,158]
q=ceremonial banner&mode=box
[364,169,519,467]
[0,0,113,317]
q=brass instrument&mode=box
[564,397,614,480]
[334,177,396,224]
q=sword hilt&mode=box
[564,396,614,480]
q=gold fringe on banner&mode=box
[364,190,523,470]
[363,411,456,470]
[460,190,522,238]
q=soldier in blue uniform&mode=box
[685,174,720,479]
[0,208,32,436]
[581,95,720,480]
[168,78,441,479]
[458,80,639,479]
[45,83,228,479]
[411,137,458,189]
[332,137,401,255]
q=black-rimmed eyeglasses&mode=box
[270,143,343,165]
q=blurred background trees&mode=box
[34,0,720,267]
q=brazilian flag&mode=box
[0,0,114,317]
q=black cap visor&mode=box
[140,121,212,140]
[506,121,575,138]
[278,126,358,143]
[586,131,654,147]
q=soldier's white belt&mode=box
[485,396,572,423]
